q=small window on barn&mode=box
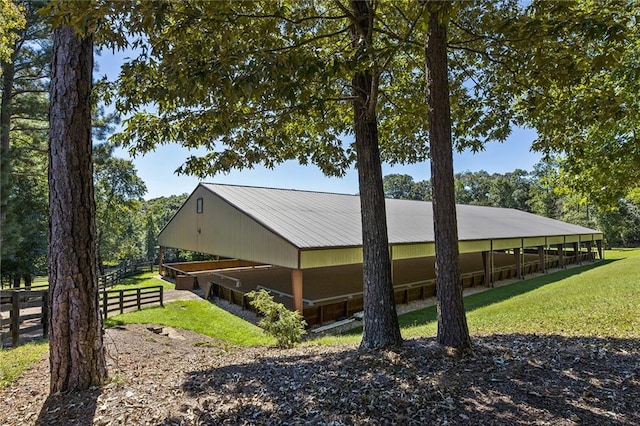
[196,197,203,214]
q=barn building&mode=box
[158,183,603,326]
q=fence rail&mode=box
[0,261,156,291]
[1,285,164,348]
[0,289,48,348]
[99,261,156,289]
[101,286,164,319]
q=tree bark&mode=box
[48,25,107,392]
[425,2,472,350]
[23,274,32,289]
[351,0,403,350]
[1,57,15,252]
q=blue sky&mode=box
[96,50,541,200]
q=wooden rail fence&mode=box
[0,261,156,291]
[1,285,164,347]
[101,286,164,319]
[0,289,48,348]
[99,261,155,289]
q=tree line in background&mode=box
[0,1,189,286]
[383,164,640,248]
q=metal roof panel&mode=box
[201,183,600,249]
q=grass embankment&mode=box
[313,248,640,345]
[109,271,175,291]
[106,300,274,347]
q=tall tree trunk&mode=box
[351,0,402,350]
[425,2,472,351]
[23,274,32,289]
[48,25,107,392]
[1,58,13,153]
[1,58,15,253]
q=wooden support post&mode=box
[596,240,603,260]
[158,246,164,275]
[11,291,20,347]
[42,291,49,339]
[573,242,580,265]
[389,246,394,286]
[557,244,565,269]
[291,269,304,313]
[482,251,491,287]
[119,290,124,314]
[586,241,593,261]
[514,248,522,279]
[102,290,108,320]
[537,246,545,273]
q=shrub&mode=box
[246,289,307,348]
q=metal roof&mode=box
[201,183,600,249]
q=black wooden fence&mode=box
[1,285,163,348]
[0,290,48,348]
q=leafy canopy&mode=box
[0,0,26,66]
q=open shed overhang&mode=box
[158,183,603,270]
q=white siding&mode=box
[158,186,299,268]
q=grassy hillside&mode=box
[401,248,639,339]
[106,300,274,347]
[314,248,640,345]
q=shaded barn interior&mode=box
[158,183,603,327]
[165,249,594,326]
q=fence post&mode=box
[102,289,108,319]
[160,286,164,307]
[137,288,141,310]
[42,291,49,339]
[11,291,20,347]
[119,290,124,314]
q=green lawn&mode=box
[105,299,274,347]
[1,271,170,291]
[0,340,48,387]
[109,271,175,291]
[313,248,640,345]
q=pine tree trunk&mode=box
[23,274,32,289]
[351,0,402,350]
[0,58,13,154]
[1,58,15,249]
[48,25,107,392]
[425,3,472,351]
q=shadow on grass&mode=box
[161,334,638,425]
[113,275,148,287]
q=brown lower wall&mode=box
[204,251,596,327]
